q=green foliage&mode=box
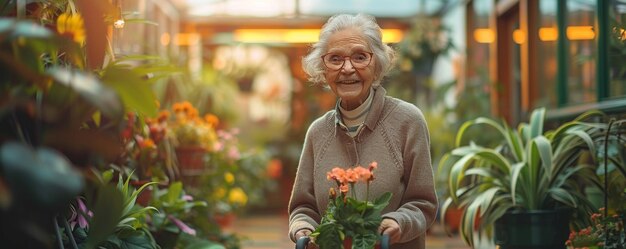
[0,142,84,212]
[438,108,626,247]
[148,181,207,234]
[312,192,392,249]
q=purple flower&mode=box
[168,215,196,236]
[76,197,93,228]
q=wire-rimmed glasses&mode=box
[321,52,373,70]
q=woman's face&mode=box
[323,28,376,110]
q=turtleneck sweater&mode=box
[338,89,374,137]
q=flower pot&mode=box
[494,209,571,249]
[214,212,237,230]
[175,146,206,175]
[444,206,463,233]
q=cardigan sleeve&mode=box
[287,122,322,242]
[381,106,438,243]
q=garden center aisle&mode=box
[225,212,475,249]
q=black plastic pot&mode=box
[494,209,571,249]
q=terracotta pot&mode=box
[130,180,153,206]
[175,146,206,175]
[444,206,463,233]
[214,212,237,230]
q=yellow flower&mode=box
[56,13,86,44]
[224,172,235,184]
[228,187,247,206]
[213,187,227,199]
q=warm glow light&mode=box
[113,19,125,29]
[175,33,200,46]
[539,27,558,41]
[539,26,595,41]
[473,28,495,43]
[233,29,404,43]
[161,33,171,46]
[513,29,525,44]
[381,29,403,43]
[567,26,595,40]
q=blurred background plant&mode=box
[566,208,625,249]
[168,101,219,149]
[397,14,454,75]
[0,1,234,248]
[193,128,276,217]
[119,111,177,183]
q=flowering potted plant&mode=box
[310,162,392,249]
[439,108,625,248]
[166,101,219,174]
[566,208,625,249]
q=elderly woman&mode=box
[288,13,438,249]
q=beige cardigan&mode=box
[288,86,438,249]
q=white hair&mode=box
[302,13,396,86]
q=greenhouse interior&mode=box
[1,0,625,249]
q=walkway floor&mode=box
[223,212,476,249]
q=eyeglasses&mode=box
[321,52,373,71]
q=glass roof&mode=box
[183,0,449,18]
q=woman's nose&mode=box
[341,58,356,72]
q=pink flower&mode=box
[227,147,240,160]
[168,215,196,235]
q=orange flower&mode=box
[204,114,219,127]
[339,184,349,194]
[345,168,358,183]
[353,166,373,182]
[368,161,378,171]
[328,167,346,183]
[157,110,170,123]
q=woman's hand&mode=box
[378,218,401,244]
[295,229,318,249]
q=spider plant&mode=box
[438,107,624,247]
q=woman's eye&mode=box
[352,53,367,61]
[329,55,342,63]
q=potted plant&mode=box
[147,181,208,249]
[439,108,623,248]
[308,162,392,249]
[166,101,219,176]
[566,208,625,249]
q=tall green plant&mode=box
[438,108,622,247]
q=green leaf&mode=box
[547,187,577,208]
[185,240,226,249]
[510,162,525,206]
[47,67,124,119]
[86,184,125,248]
[528,107,545,139]
[118,229,159,249]
[101,66,158,117]
[0,142,84,212]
